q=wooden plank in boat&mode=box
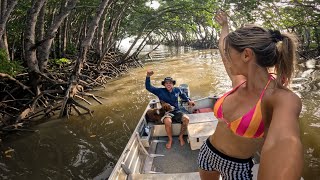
[151,112,217,137]
[188,112,217,124]
[152,124,187,137]
[131,172,200,180]
[132,165,263,180]
[187,121,218,150]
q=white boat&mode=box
[108,84,260,180]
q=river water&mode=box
[0,48,319,180]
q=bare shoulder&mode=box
[271,88,302,115]
[272,88,301,104]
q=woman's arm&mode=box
[215,11,245,87]
[258,91,303,180]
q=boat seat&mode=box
[152,123,187,136]
[131,172,200,180]
[187,112,218,150]
[151,112,217,137]
[188,112,216,124]
[187,121,218,150]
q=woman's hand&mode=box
[214,11,228,26]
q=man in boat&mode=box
[145,70,195,149]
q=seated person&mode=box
[145,70,195,149]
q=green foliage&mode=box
[50,58,71,67]
[0,49,24,76]
[3,0,320,66]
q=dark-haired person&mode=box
[197,11,303,180]
[145,70,195,149]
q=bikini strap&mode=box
[217,81,246,121]
[225,81,247,96]
[259,75,274,99]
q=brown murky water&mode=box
[0,48,319,180]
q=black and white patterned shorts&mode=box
[198,139,254,180]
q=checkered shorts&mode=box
[198,139,254,180]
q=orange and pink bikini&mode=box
[213,75,274,138]
[198,76,274,177]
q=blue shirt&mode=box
[145,77,190,110]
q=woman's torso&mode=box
[210,81,276,159]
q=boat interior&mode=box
[109,85,260,180]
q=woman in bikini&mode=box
[197,11,303,180]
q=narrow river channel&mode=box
[0,48,319,180]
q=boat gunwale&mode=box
[108,99,158,179]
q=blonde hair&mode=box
[225,25,298,86]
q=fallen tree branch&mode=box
[79,92,103,104]
[0,73,34,95]
[70,104,82,116]
[75,95,92,105]
[69,98,93,116]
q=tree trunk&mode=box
[60,0,111,117]
[24,0,46,72]
[36,1,46,61]
[75,20,84,49]
[102,1,129,52]
[61,17,68,57]
[36,1,46,42]
[21,31,24,61]
[0,0,17,60]
[135,28,155,55]
[10,38,15,60]
[97,10,109,58]
[74,0,111,75]
[120,30,145,63]
[37,0,77,72]
[2,30,8,55]
[314,27,320,56]
[24,0,47,94]
[56,25,61,57]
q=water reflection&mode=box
[0,49,319,180]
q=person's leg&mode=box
[198,139,221,180]
[199,169,220,180]
[163,117,173,149]
[179,114,189,146]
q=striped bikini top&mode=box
[213,76,274,138]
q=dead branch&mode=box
[75,95,92,105]
[79,92,103,104]
[70,104,82,116]
[69,98,93,116]
[0,73,34,95]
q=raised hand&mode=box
[214,11,228,26]
[146,69,154,77]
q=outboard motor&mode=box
[179,84,189,97]
[179,84,190,107]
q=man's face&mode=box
[164,81,174,91]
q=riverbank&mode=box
[0,49,143,141]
